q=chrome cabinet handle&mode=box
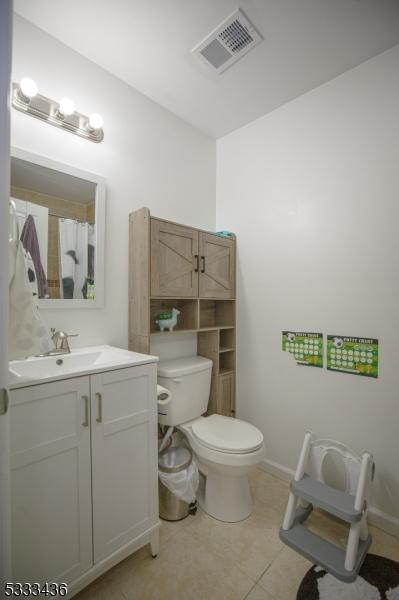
[82,395,89,427]
[201,256,205,273]
[96,392,103,423]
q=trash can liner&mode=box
[159,425,174,453]
[158,460,199,504]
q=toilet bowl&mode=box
[157,356,265,522]
[180,415,265,521]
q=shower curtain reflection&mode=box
[59,218,95,299]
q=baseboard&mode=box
[260,458,399,539]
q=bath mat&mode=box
[296,554,399,600]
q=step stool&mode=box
[280,432,374,583]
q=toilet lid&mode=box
[191,415,264,454]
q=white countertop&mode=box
[9,345,159,389]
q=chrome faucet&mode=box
[51,329,79,354]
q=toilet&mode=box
[157,355,265,522]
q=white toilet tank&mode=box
[157,356,213,426]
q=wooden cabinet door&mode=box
[151,219,199,297]
[199,233,235,299]
[217,373,235,417]
[10,378,92,584]
[91,364,158,563]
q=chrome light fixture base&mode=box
[12,83,104,143]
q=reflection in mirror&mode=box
[10,157,97,300]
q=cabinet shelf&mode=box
[150,298,198,334]
[219,350,235,376]
[219,368,235,376]
[151,325,235,336]
[219,347,234,353]
[199,300,235,329]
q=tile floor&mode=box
[76,470,399,600]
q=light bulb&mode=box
[88,113,103,130]
[58,97,75,117]
[19,77,38,100]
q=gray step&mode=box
[291,475,364,523]
[280,523,371,583]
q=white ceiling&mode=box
[14,0,399,138]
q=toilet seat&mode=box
[190,414,264,454]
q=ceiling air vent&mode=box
[191,9,263,74]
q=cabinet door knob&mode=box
[194,254,199,273]
[96,392,103,423]
[82,395,89,427]
[201,256,205,273]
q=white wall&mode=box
[217,45,399,524]
[11,16,215,349]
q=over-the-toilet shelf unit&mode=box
[129,207,236,416]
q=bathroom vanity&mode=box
[8,346,159,597]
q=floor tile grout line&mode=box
[242,581,258,600]
[254,544,286,585]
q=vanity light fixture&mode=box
[12,79,104,143]
[57,97,75,119]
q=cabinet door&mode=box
[199,233,235,299]
[91,364,158,563]
[10,378,92,584]
[217,373,235,417]
[151,219,199,297]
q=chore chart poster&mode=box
[327,335,378,378]
[282,332,323,368]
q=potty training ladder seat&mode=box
[280,433,375,583]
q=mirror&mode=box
[10,148,105,308]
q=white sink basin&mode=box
[9,345,158,388]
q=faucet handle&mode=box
[51,330,78,352]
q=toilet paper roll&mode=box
[157,384,172,405]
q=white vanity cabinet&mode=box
[10,361,159,597]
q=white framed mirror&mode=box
[10,147,106,308]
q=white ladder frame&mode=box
[282,432,373,574]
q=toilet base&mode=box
[197,470,253,522]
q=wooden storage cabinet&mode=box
[10,364,159,594]
[129,207,236,416]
